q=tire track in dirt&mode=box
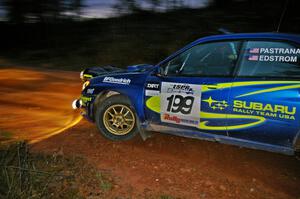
[0,67,82,143]
[0,67,299,198]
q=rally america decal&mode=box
[247,47,300,63]
[160,82,201,127]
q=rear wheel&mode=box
[95,94,138,141]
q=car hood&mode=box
[81,64,155,81]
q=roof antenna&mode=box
[218,28,232,34]
[276,0,289,32]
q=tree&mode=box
[113,0,141,14]
[164,0,184,10]
[145,0,162,11]
[1,0,84,23]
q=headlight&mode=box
[82,80,90,90]
[80,70,84,80]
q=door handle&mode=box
[206,85,219,89]
[203,83,221,90]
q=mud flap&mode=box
[136,119,152,141]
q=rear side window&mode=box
[238,41,300,78]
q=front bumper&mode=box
[72,95,95,121]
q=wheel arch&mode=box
[93,90,121,119]
[92,88,145,123]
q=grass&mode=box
[0,144,183,199]
[0,130,12,139]
[160,195,175,199]
[96,171,113,192]
[0,142,114,198]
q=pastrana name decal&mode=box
[249,48,300,55]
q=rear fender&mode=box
[294,130,300,152]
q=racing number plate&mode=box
[161,82,201,128]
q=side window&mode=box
[238,41,300,77]
[161,41,242,76]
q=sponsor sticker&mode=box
[160,82,201,127]
[162,113,199,126]
[146,82,160,90]
[202,96,228,110]
[103,77,131,85]
[145,90,160,96]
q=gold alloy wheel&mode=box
[103,104,136,135]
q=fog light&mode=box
[72,99,82,109]
[80,70,84,80]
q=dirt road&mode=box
[0,68,82,143]
[0,68,299,198]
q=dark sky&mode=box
[0,0,210,20]
[0,0,209,19]
[82,0,209,18]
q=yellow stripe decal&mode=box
[145,81,300,131]
[146,96,265,131]
[199,112,265,130]
[83,74,93,78]
[203,81,300,92]
[236,84,300,98]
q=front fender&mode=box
[87,73,149,123]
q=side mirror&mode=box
[157,67,166,77]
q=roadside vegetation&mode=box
[0,142,114,199]
[0,142,179,199]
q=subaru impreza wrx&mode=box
[73,33,300,155]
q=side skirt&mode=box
[147,124,294,156]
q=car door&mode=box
[144,40,242,138]
[227,39,300,149]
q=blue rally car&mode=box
[73,33,300,155]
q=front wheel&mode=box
[95,94,139,141]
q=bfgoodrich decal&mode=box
[103,77,131,85]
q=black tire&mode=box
[95,94,139,141]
